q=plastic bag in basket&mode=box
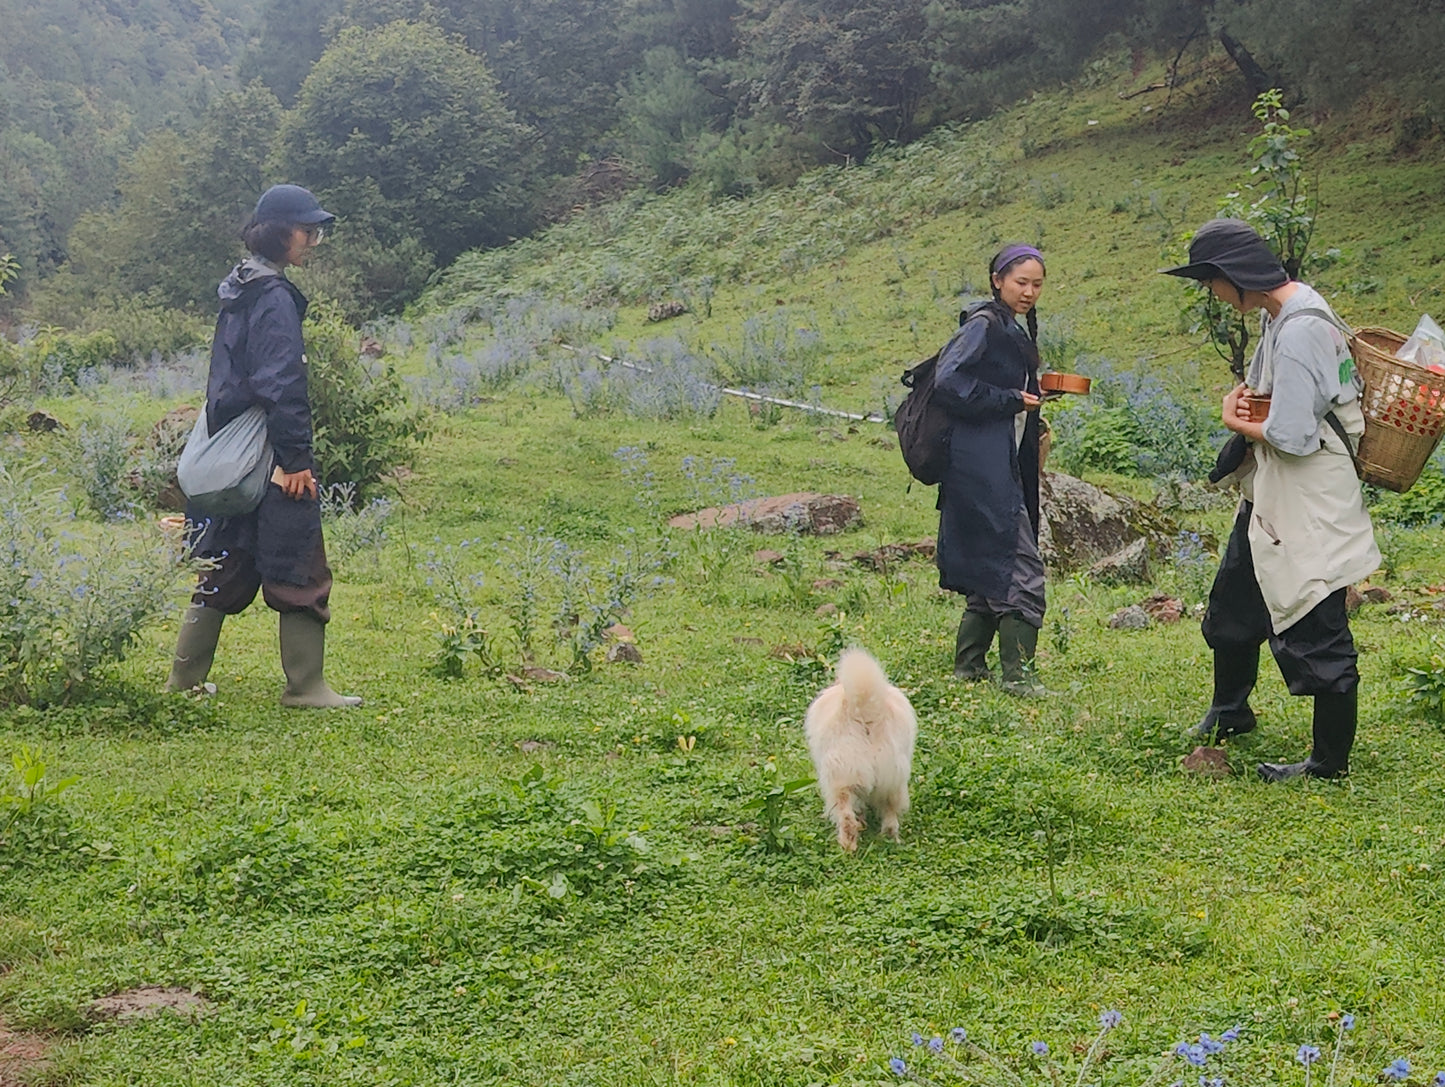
[1397,313,1445,371]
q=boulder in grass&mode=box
[1107,604,1151,630]
[670,493,863,536]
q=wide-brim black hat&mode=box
[1160,217,1288,291]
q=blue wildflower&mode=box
[889,1057,907,1075]
[1100,1010,1123,1029]
[950,1028,967,1044]
[1221,1026,1241,1043]
[1174,1041,1192,1057]
[1341,1013,1355,1031]
[928,1037,944,1054]
[1201,1078,1224,1087]
[1297,1045,1322,1066]
[1032,1041,1049,1056]
[1383,1058,1411,1081]
[911,1032,924,1047]
[1185,1044,1208,1067]
[1432,1071,1445,1087]
[1199,1033,1225,1055]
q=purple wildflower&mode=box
[1297,1045,1322,1066]
[928,1036,944,1054]
[1383,1058,1411,1082]
[1100,1010,1123,1030]
[890,1057,907,1075]
[1032,1041,1050,1056]
[950,1028,967,1044]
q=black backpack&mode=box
[895,351,949,485]
[895,304,997,486]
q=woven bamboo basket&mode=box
[1351,327,1445,492]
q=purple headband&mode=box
[992,245,1045,275]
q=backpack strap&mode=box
[1323,410,1362,474]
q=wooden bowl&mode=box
[1039,371,1091,395]
[1242,393,1271,423]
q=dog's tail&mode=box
[835,648,893,717]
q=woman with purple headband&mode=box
[932,244,1049,695]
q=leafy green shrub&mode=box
[68,302,208,363]
[1401,637,1445,723]
[0,338,29,408]
[402,767,680,917]
[174,812,336,914]
[304,310,426,495]
[1369,458,1445,527]
[74,416,136,519]
[0,746,79,870]
[1047,359,1220,479]
[0,466,196,706]
[24,328,121,391]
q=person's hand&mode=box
[276,467,318,500]
[1221,383,1265,439]
[1019,390,1042,411]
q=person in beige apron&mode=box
[1163,219,1379,781]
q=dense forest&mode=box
[3,0,1444,328]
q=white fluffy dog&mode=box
[803,648,917,852]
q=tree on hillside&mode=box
[336,0,627,178]
[616,45,732,187]
[238,0,346,106]
[279,20,535,278]
[48,87,283,315]
[734,0,936,160]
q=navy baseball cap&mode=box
[252,184,336,226]
[1160,218,1288,291]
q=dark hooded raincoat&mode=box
[186,259,324,591]
[932,299,1042,600]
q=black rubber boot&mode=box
[998,614,1045,697]
[1192,646,1260,741]
[165,605,225,691]
[953,611,998,681]
[1257,687,1356,782]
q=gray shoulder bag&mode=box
[176,404,275,516]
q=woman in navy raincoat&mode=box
[934,244,1048,694]
[165,184,360,708]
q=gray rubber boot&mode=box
[165,605,225,691]
[953,611,998,681]
[997,614,1045,697]
[279,612,362,708]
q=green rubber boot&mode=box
[953,611,998,681]
[279,612,362,709]
[165,605,225,692]
[998,614,1046,697]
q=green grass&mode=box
[4,50,1445,1087]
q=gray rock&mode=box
[1107,604,1151,630]
[1088,538,1151,585]
[669,493,863,535]
[1040,471,1197,572]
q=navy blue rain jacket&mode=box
[933,299,1042,599]
[206,260,315,474]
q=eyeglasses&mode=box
[305,224,327,242]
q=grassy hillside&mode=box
[2,51,1445,1087]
